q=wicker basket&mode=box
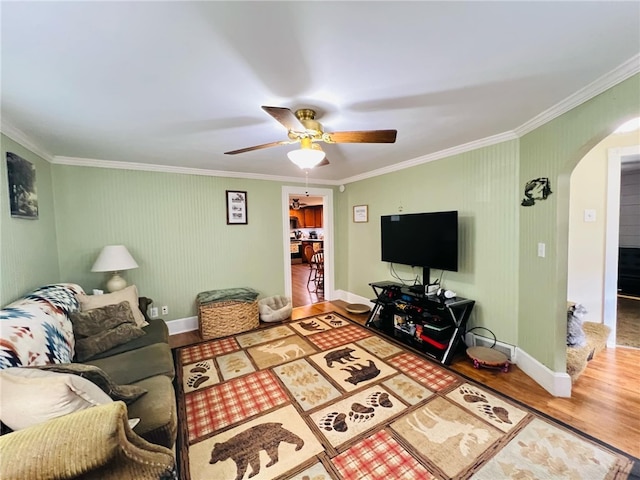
[198,299,259,340]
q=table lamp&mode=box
[91,245,139,292]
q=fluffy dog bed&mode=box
[258,296,292,323]
[566,322,611,382]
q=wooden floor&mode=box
[290,262,324,307]
[171,300,640,459]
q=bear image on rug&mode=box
[188,404,324,480]
[308,343,397,392]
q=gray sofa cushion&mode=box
[85,319,168,360]
[86,342,174,385]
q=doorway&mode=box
[604,145,640,347]
[282,186,334,307]
[605,146,640,348]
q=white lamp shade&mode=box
[287,148,325,169]
[91,245,139,273]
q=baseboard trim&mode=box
[516,347,572,397]
[333,289,375,308]
[165,294,572,397]
[166,316,198,335]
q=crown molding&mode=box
[4,54,638,185]
[341,130,519,184]
[52,156,340,185]
[0,119,54,162]
[514,54,640,137]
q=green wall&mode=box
[518,73,640,370]
[341,140,521,344]
[0,134,60,304]
[52,165,328,320]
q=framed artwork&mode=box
[353,204,368,223]
[226,190,248,224]
[6,152,38,219]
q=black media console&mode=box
[365,281,475,365]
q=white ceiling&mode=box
[2,2,639,183]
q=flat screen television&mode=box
[381,211,458,284]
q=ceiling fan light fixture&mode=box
[287,138,325,169]
[287,148,326,169]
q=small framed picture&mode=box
[353,204,368,223]
[7,152,38,219]
[226,190,248,225]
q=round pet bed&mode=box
[258,296,292,323]
[345,303,370,314]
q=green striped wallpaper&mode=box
[0,134,60,305]
[52,165,323,320]
[343,140,521,344]
[519,73,640,370]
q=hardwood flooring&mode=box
[171,300,640,459]
[290,262,324,307]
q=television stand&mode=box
[365,281,475,365]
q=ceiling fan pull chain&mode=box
[305,170,309,196]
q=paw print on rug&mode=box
[479,404,512,424]
[186,372,209,390]
[459,386,512,424]
[366,391,393,408]
[189,361,210,374]
[318,412,348,432]
[459,386,489,404]
[348,403,375,422]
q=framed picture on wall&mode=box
[353,205,368,223]
[6,152,38,219]
[226,190,248,224]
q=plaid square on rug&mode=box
[175,313,637,480]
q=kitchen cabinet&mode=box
[289,208,305,227]
[314,205,323,227]
[302,205,323,228]
[303,208,316,228]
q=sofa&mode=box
[0,283,177,479]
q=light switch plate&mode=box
[538,242,546,257]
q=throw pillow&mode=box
[32,363,147,404]
[74,323,146,362]
[76,285,148,327]
[70,300,138,338]
[0,368,112,431]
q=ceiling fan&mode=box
[290,198,307,210]
[224,106,397,168]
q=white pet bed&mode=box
[258,295,292,323]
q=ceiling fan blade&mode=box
[325,129,397,143]
[262,106,305,131]
[224,139,296,155]
[316,157,330,167]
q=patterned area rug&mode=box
[175,313,637,480]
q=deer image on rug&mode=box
[407,407,492,457]
[257,341,306,361]
[209,422,304,480]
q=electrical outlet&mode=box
[584,209,596,222]
[150,307,158,318]
[161,306,168,315]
